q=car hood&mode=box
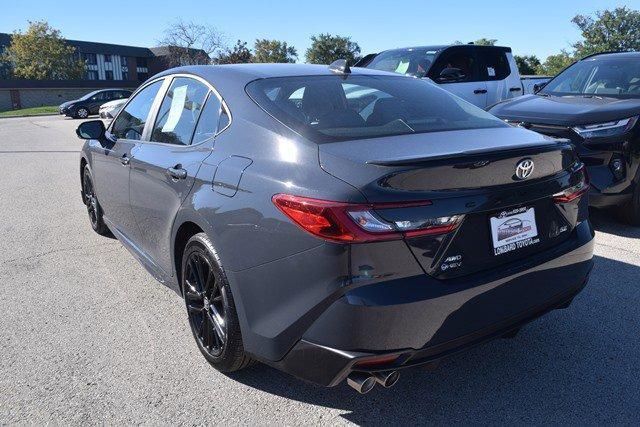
[59,100,79,108]
[100,99,127,109]
[489,94,640,126]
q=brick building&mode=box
[0,33,207,111]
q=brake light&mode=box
[272,194,462,243]
[553,163,589,203]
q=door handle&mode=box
[474,89,488,94]
[120,154,130,165]
[167,165,187,180]
[509,86,522,92]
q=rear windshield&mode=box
[246,75,506,143]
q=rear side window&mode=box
[246,75,506,143]
[191,94,222,145]
[481,50,511,80]
[151,77,209,145]
[111,80,163,140]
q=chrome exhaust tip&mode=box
[346,372,376,394]
[372,371,400,388]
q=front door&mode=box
[129,76,220,274]
[428,47,488,107]
[93,79,164,242]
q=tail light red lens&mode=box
[272,194,462,243]
[553,163,589,203]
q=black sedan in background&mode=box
[489,51,640,224]
[59,88,132,119]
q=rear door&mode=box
[93,79,164,242]
[128,75,222,274]
[479,48,521,106]
[428,47,488,107]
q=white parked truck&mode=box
[356,44,538,109]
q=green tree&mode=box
[473,38,497,46]
[305,34,361,65]
[253,39,297,63]
[1,21,85,79]
[572,6,640,57]
[514,55,542,75]
[214,40,253,64]
[538,50,575,76]
[453,38,497,46]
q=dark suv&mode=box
[489,52,640,224]
[59,89,132,119]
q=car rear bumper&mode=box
[267,220,594,386]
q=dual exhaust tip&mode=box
[346,371,400,394]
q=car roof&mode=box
[157,63,396,81]
[151,63,402,105]
[376,44,512,54]
[582,51,640,60]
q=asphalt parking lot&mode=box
[1,114,639,425]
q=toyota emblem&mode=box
[515,159,535,180]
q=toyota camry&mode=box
[76,61,594,393]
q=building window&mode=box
[82,53,97,65]
[104,54,112,63]
[137,57,148,67]
[85,70,98,80]
[105,70,114,80]
[121,56,129,80]
[137,72,149,82]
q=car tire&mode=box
[182,233,252,372]
[75,107,89,119]
[82,166,109,236]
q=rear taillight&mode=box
[272,194,463,243]
[553,163,589,203]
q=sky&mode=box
[1,0,638,61]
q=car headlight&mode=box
[572,116,638,139]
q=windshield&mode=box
[541,58,640,98]
[246,75,506,143]
[366,48,438,78]
[80,90,102,101]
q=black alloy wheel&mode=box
[82,166,109,235]
[184,251,228,357]
[182,233,252,372]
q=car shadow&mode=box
[590,208,640,238]
[224,254,640,424]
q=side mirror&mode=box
[533,82,548,93]
[438,67,465,82]
[76,120,105,140]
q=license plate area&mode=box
[490,207,540,256]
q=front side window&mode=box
[150,77,210,145]
[430,49,479,83]
[247,75,506,143]
[366,48,438,78]
[90,91,105,101]
[541,58,640,98]
[111,80,163,140]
